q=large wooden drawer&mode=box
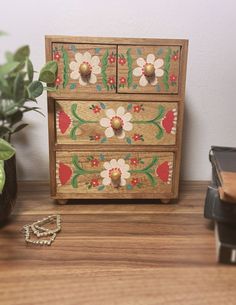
[56,100,178,146]
[55,151,175,198]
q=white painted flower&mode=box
[100,159,130,186]
[133,54,164,87]
[69,52,101,86]
[99,106,133,139]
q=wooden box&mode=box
[45,36,188,204]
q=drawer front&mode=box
[56,151,174,195]
[117,45,180,94]
[52,43,117,95]
[56,101,178,146]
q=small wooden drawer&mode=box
[56,151,175,197]
[51,43,117,95]
[117,45,181,94]
[56,100,178,146]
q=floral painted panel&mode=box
[56,151,174,194]
[52,43,117,94]
[117,45,181,94]
[56,101,178,146]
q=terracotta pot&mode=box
[0,155,17,224]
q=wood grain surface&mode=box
[0,181,235,305]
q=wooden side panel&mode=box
[117,45,180,94]
[51,43,117,96]
[56,100,178,146]
[56,151,174,196]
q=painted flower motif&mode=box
[156,161,173,184]
[132,133,143,141]
[133,104,144,113]
[91,178,100,187]
[58,162,72,185]
[55,76,62,85]
[100,159,130,186]
[107,76,115,85]
[57,111,71,134]
[119,77,126,84]
[89,133,101,141]
[69,52,101,86]
[91,158,99,167]
[99,106,133,139]
[90,105,101,114]
[108,54,116,64]
[161,109,177,134]
[119,57,126,65]
[172,51,179,61]
[130,158,139,166]
[133,54,164,87]
[131,177,139,186]
[169,74,177,82]
[54,51,61,61]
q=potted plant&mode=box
[0,36,58,224]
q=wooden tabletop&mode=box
[0,181,235,305]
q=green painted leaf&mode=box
[127,103,132,111]
[126,137,132,144]
[156,127,164,140]
[39,61,58,83]
[98,185,105,191]
[101,137,107,143]
[0,139,15,161]
[27,81,43,99]
[70,83,76,89]
[62,47,69,88]
[14,45,30,62]
[5,51,13,62]
[0,160,6,194]
[124,153,131,160]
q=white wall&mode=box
[1,0,236,180]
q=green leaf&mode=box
[0,61,20,76]
[27,59,34,83]
[14,45,30,62]
[13,72,25,102]
[0,138,15,161]
[0,31,7,36]
[0,100,19,116]
[0,160,6,194]
[0,126,12,137]
[97,185,105,191]
[9,110,23,125]
[12,123,28,134]
[27,81,43,99]
[39,61,58,83]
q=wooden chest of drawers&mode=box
[45,36,188,204]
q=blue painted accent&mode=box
[96,84,102,92]
[136,48,142,56]
[70,83,76,89]
[99,154,105,161]
[95,48,101,54]
[126,184,133,190]
[100,102,106,109]
[156,84,161,92]
[157,48,163,56]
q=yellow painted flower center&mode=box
[110,116,123,130]
[144,63,155,77]
[79,62,91,76]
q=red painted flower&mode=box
[172,54,178,61]
[58,111,71,134]
[161,110,177,134]
[119,57,126,65]
[107,76,115,85]
[91,178,100,187]
[133,105,142,113]
[91,158,99,167]
[131,177,139,186]
[93,105,101,114]
[156,161,172,184]
[58,162,72,185]
[55,76,62,85]
[130,158,139,166]
[94,134,101,141]
[54,51,61,61]
[169,74,177,82]
[132,134,142,141]
[119,77,126,84]
[108,54,116,64]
